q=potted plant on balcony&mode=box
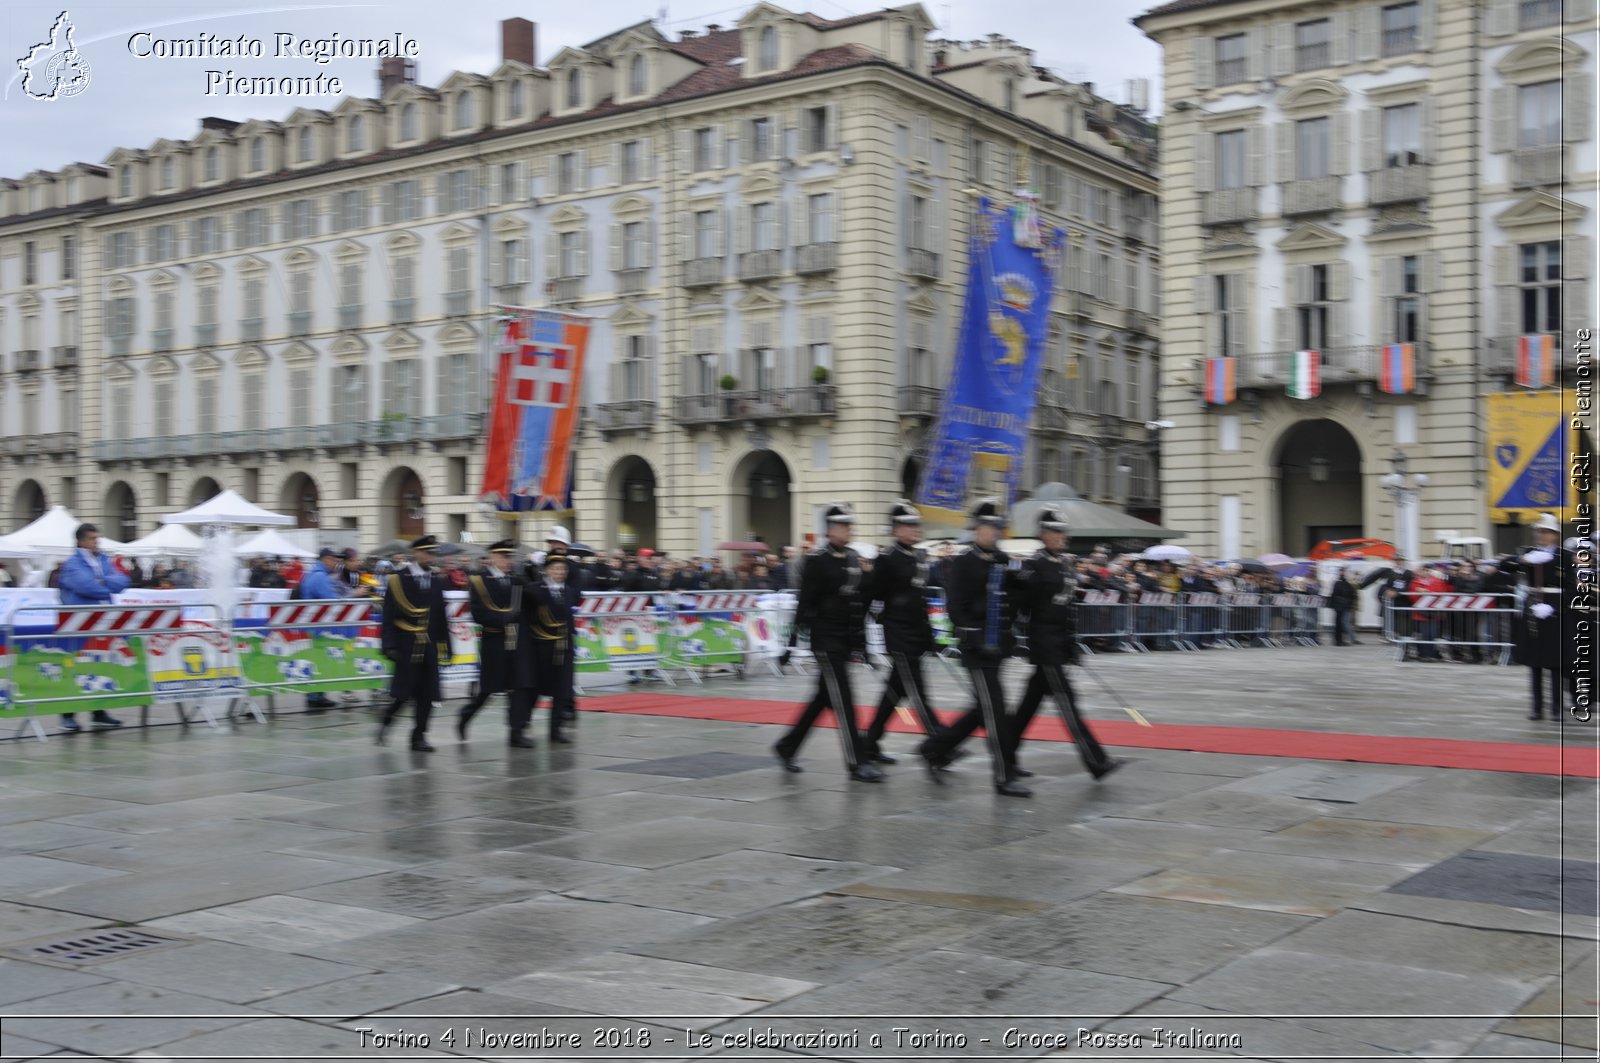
[720,374,739,418]
[810,364,831,412]
[378,410,407,440]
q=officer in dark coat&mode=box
[515,553,582,744]
[919,499,1030,796]
[773,502,882,782]
[862,500,948,764]
[457,540,524,745]
[1008,506,1120,781]
[1503,513,1581,720]
[378,535,449,751]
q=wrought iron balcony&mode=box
[907,247,941,280]
[675,385,837,425]
[738,249,783,282]
[594,400,657,432]
[683,257,724,287]
[493,284,525,306]
[796,242,838,275]
[1511,146,1564,190]
[1201,186,1259,226]
[14,350,41,373]
[288,311,312,337]
[616,268,649,295]
[445,291,472,316]
[897,385,944,417]
[548,277,583,305]
[52,346,78,370]
[1488,334,1569,378]
[1235,343,1430,390]
[1368,164,1430,205]
[1281,175,1342,217]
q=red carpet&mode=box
[581,692,1600,778]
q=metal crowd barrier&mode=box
[1383,593,1519,665]
[232,597,388,713]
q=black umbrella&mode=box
[433,542,473,558]
[373,539,411,557]
[1231,559,1272,574]
[567,542,598,557]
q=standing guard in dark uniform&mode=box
[457,540,524,745]
[378,535,448,751]
[1008,506,1121,780]
[862,500,949,764]
[773,503,883,783]
[919,499,1030,796]
[1504,513,1580,721]
[516,553,582,744]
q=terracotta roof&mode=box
[667,28,744,65]
[802,9,895,30]
[655,42,876,104]
[1134,0,1248,25]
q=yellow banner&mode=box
[1486,390,1573,524]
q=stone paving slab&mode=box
[44,818,368,872]
[0,821,128,855]
[88,938,376,1004]
[52,791,336,835]
[0,960,107,1008]
[489,953,819,1018]
[526,816,801,870]
[751,815,1041,867]
[1110,849,1418,918]
[283,816,580,868]
[1218,816,1494,866]
[1111,789,1338,831]
[598,751,777,778]
[1321,787,1552,831]
[0,903,108,949]
[1349,889,1600,941]
[509,791,756,831]
[0,794,134,827]
[146,895,425,951]
[1214,762,1422,803]
[831,847,1165,909]
[256,971,463,1020]
[149,1016,457,1060]
[1388,850,1600,915]
[292,868,555,919]
[567,849,900,917]
[1493,947,1600,1049]
[0,854,128,895]
[0,983,267,1055]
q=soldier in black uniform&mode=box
[1009,506,1121,780]
[457,540,524,745]
[919,499,1030,796]
[862,500,949,764]
[377,534,449,751]
[1503,513,1581,721]
[773,502,883,782]
[515,553,583,744]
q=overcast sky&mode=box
[3,0,1162,177]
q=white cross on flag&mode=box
[510,344,573,407]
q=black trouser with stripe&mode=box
[1528,666,1576,717]
[1011,662,1112,775]
[864,650,945,754]
[776,639,864,770]
[923,662,1012,786]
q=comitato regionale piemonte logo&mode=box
[17,11,92,101]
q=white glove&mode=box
[1524,550,1554,566]
[1531,603,1554,620]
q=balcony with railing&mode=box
[907,247,941,279]
[898,385,944,417]
[675,385,837,426]
[493,284,526,306]
[1235,343,1430,390]
[194,323,217,347]
[89,414,487,465]
[1124,214,1155,244]
[53,345,78,370]
[1368,164,1430,205]
[548,277,583,305]
[338,305,361,330]
[288,311,312,337]
[594,399,657,432]
[616,268,649,296]
[1201,186,1259,226]
[1281,175,1342,217]
[1511,146,1564,190]
[1124,307,1157,335]
[683,257,724,287]
[738,249,783,282]
[151,329,174,352]
[14,350,41,373]
[796,242,838,275]
[108,334,131,356]
[1488,334,1570,378]
[241,318,264,342]
[38,431,78,454]
[389,298,415,323]
[445,291,472,316]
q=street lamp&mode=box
[1382,448,1428,560]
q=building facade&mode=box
[0,2,1161,555]
[1138,0,1596,559]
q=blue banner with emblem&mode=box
[915,196,1065,524]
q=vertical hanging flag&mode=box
[1379,343,1415,395]
[1204,357,1236,405]
[1287,349,1321,400]
[1516,334,1555,389]
[480,308,593,511]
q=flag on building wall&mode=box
[1379,343,1415,395]
[1287,349,1321,400]
[1516,334,1555,389]
[1204,357,1236,405]
[480,309,592,511]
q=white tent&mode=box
[0,506,128,559]
[121,522,205,558]
[235,528,317,559]
[161,489,293,527]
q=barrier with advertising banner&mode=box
[234,599,388,698]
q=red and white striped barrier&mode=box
[56,607,184,635]
[1407,594,1497,610]
[690,592,761,612]
[267,602,374,628]
[447,600,470,621]
[580,595,657,615]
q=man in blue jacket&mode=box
[56,523,129,732]
[296,548,342,711]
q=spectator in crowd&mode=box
[281,556,305,589]
[169,561,196,589]
[668,558,703,591]
[1328,567,1360,646]
[704,557,733,590]
[776,546,801,590]
[625,549,662,591]
[298,549,343,711]
[1407,563,1450,660]
[1448,560,1484,662]
[748,562,777,591]
[57,522,129,732]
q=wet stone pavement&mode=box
[0,643,1595,1061]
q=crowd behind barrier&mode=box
[1381,592,1521,664]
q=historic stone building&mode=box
[0,3,1161,554]
[1138,0,1596,558]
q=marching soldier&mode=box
[862,500,949,764]
[1504,513,1580,721]
[1008,506,1121,780]
[919,499,1030,796]
[457,540,525,746]
[377,535,448,752]
[773,502,883,782]
[516,553,582,744]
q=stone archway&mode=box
[604,456,658,550]
[1274,418,1364,554]
[11,480,46,525]
[279,472,321,529]
[730,450,793,550]
[380,466,425,542]
[104,481,139,542]
[188,476,222,507]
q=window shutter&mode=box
[1295,264,1313,305]
[790,197,804,247]
[1330,261,1349,302]
[642,136,654,180]
[383,184,397,224]
[736,205,751,255]
[1565,236,1590,282]
[1331,10,1350,65]
[770,113,782,159]
[1381,255,1401,297]
[1193,36,1214,92]
[1566,73,1592,142]
[545,235,559,280]
[612,143,622,186]
[714,123,727,168]
[1423,252,1440,294]
[1568,0,1599,21]
[826,103,840,150]
[1362,108,1382,171]
[1329,301,1347,349]
[1487,0,1515,35]
[1419,98,1438,164]
[1194,274,1214,314]
[678,130,691,174]
[716,207,726,256]
[575,149,588,192]
[1566,277,1589,339]
[231,211,243,249]
[1495,244,1518,335]
[1489,87,1515,153]
[609,223,622,272]
[1247,28,1266,81]
[1357,4,1379,61]
[1276,123,1295,183]
[1194,130,1214,193]
[1228,276,1248,353]
[1331,111,1350,176]
[1276,306,1293,350]
[1273,23,1294,76]
[1417,0,1436,49]
[577,229,590,276]
[680,210,693,260]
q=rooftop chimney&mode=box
[200,116,240,133]
[680,28,697,39]
[378,56,417,96]
[707,23,721,32]
[501,18,536,66]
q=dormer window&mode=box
[161,157,175,189]
[67,176,81,202]
[566,68,582,109]
[758,26,778,72]
[509,80,526,118]
[298,125,313,162]
[118,167,132,197]
[204,147,219,181]
[249,136,265,172]
[401,102,418,140]
[906,25,918,71]
[454,91,473,130]
[347,116,364,151]
[629,54,646,96]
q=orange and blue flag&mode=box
[1379,343,1415,394]
[1204,357,1235,405]
[1516,334,1555,389]
[480,310,591,511]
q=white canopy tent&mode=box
[0,506,128,559]
[161,489,294,527]
[121,522,205,558]
[235,529,317,559]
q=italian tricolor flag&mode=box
[1287,349,1321,400]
